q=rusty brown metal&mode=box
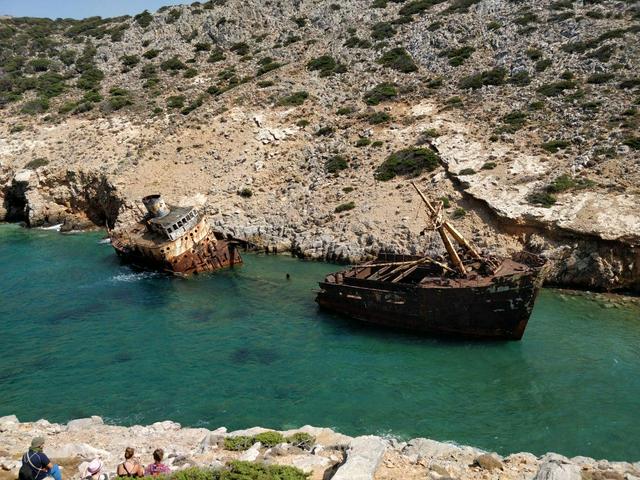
[109,198,242,275]
[316,252,546,340]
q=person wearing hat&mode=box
[21,437,61,480]
[81,459,108,480]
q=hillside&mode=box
[0,0,639,291]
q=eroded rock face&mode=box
[1,168,125,230]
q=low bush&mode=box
[256,59,283,76]
[375,147,440,181]
[481,161,497,170]
[257,80,274,88]
[337,106,354,115]
[440,46,474,66]
[285,433,315,450]
[325,155,348,173]
[588,44,615,62]
[363,82,398,105]
[378,48,417,73]
[452,207,466,219]
[541,139,570,153]
[527,191,557,207]
[83,90,102,102]
[134,10,153,28]
[230,42,250,55]
[25,158,49,169]
[458,67,506,89]
[587,73,614,84]
[444,96,463,108]
[237,188,253,198]
[315,126,334,136]
[226,461,309,480]
[335,202,356,213]
[106,87,133,111]
[459,168,476,175]
[119,55,139,69]
[496,110,527,133]
[535,58,552,72]
[208,49,225,63]
[277,91,308,106]
[166,9,182,24]
[445,0,481,14]
[306,55,345,77]
[618,78,640,89]
[167,95,186,109]
[400,0,443,16]
[194,42,211,52]
[367,111,392,124]
[526,48,543,60]
[184,68,198,78]
[21,98,49,114]
[161,56,186,71]
[536,80,576,97]
[356,137,371,147]
[181,95,204,115]
[296,119,310,127]
[546,174,594,192]
[28,58,52,73]
[509,71,531,86]
[623,136,640,150]
[143,49,160,59]
[345,36,372,49]
[223,436,254,451]
[36,72,66,98]
[253,431,284,447]
[291,16,306,28]
[371,21,396,39]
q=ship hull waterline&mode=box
[316,271,542,340]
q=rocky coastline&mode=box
[0,164,638,294]
[1,415,639,480]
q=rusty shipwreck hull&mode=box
[316,254,545,340]
[112,235,242,275]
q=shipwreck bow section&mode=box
[316,183,547,341]
[110,195,242,275]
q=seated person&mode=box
[116,448,144,477]
[21,437,61,480]
[144,449,170,477]
[81,459,108,480]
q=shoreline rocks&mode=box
[1,416,639,480]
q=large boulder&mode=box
[47,443,110,460]
[0,415,19,432]
[66,416,104,432]
[402,438,480,464]
[534,461,581,480]
[332,435,387,480]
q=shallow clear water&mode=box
[1,223,639,460]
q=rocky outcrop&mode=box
[1,416,639,480]
[1,167,126,230]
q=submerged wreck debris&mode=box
[316,182,548,340]
[110,194,242,275]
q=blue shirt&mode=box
[22,450,50,480]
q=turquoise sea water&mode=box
[0,223,639,460]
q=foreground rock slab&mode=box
[0,416,639,480]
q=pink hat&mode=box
[84,459,103,478]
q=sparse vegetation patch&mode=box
[375,147,440,181]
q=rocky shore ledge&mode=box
[1,416,638,480]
